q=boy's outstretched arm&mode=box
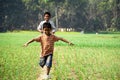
[59,38,74,45]
[23,39,35,47]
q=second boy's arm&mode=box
[37,22,44,33]
[37,29,43,33]
[51,21,56,33]
[37,27,44,33]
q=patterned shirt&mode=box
[34,34,60,57]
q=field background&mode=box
[0,31,120,80]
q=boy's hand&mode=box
[23,43,28,47]
[69,42,74,46]
[38,30,44,33]
[50,32,54,35]
[41,30,43,33]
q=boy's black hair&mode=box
[44,12,51,17]
[43,23,52,29]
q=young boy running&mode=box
[24,23,73,79]
[37,12,56,34]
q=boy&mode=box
[37,12,56,34]
[24,23,73,79]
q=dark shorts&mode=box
[39,54,53,68]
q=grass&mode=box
[0,31,120,80]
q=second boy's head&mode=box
[43,23,52,35]
[44,12,51,22]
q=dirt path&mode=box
[36,67,53,80]
[36,67,46,80]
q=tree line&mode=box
[0,0,120,32]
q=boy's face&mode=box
[43,28,51,35]
[44,14,51,21]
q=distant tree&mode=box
[1,0,25,32]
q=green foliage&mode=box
[0,31,120,80]
[1,0,120,32]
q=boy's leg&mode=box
[40,54,52,79]
[46,67,51,75]
[39,57,46,68]
[45,54,53,77]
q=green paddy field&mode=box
[0,31,120,80]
